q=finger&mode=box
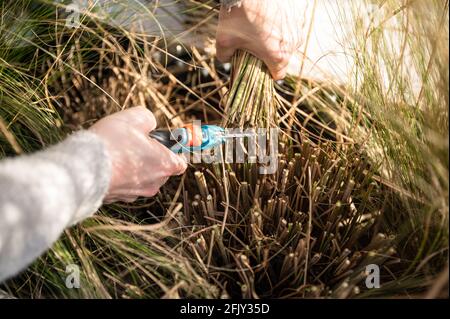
[235,46,289,80]
[268,65,288,80]
[137,177,169,198]
[120,196,139,203]
[216,45,236,63]
[136,187,159,198]
[171,154,188,175]
[122,106,157,133]
[264,52,291,80]
[216,9,244,63]
[243,36,291,80]
[216,35,238,63]
[148,138,188,176]
[165,149,188,176]
[103,197,116,204]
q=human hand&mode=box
[89,106,187,203]
[216,0,303,80]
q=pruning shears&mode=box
[150,124,253,153]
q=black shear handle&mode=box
[149,130,179,149]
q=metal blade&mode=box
[221,133,257,138]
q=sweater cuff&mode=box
[71,131,111,224]
[37,130,112,225]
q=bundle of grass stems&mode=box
[162,50,399,298]
[222,51,278,128]
[0,0,448,298]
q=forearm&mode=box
[0,131,111,282]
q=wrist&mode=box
[52,130,112,223]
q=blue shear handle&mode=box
[170,125,224,153]
[199,125,225,151]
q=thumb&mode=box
[216,24,241,63]
[216,38,237,63]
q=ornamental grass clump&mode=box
[160,48,399,298]
[177,140,396,298]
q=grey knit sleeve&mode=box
[0,130,111,282]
